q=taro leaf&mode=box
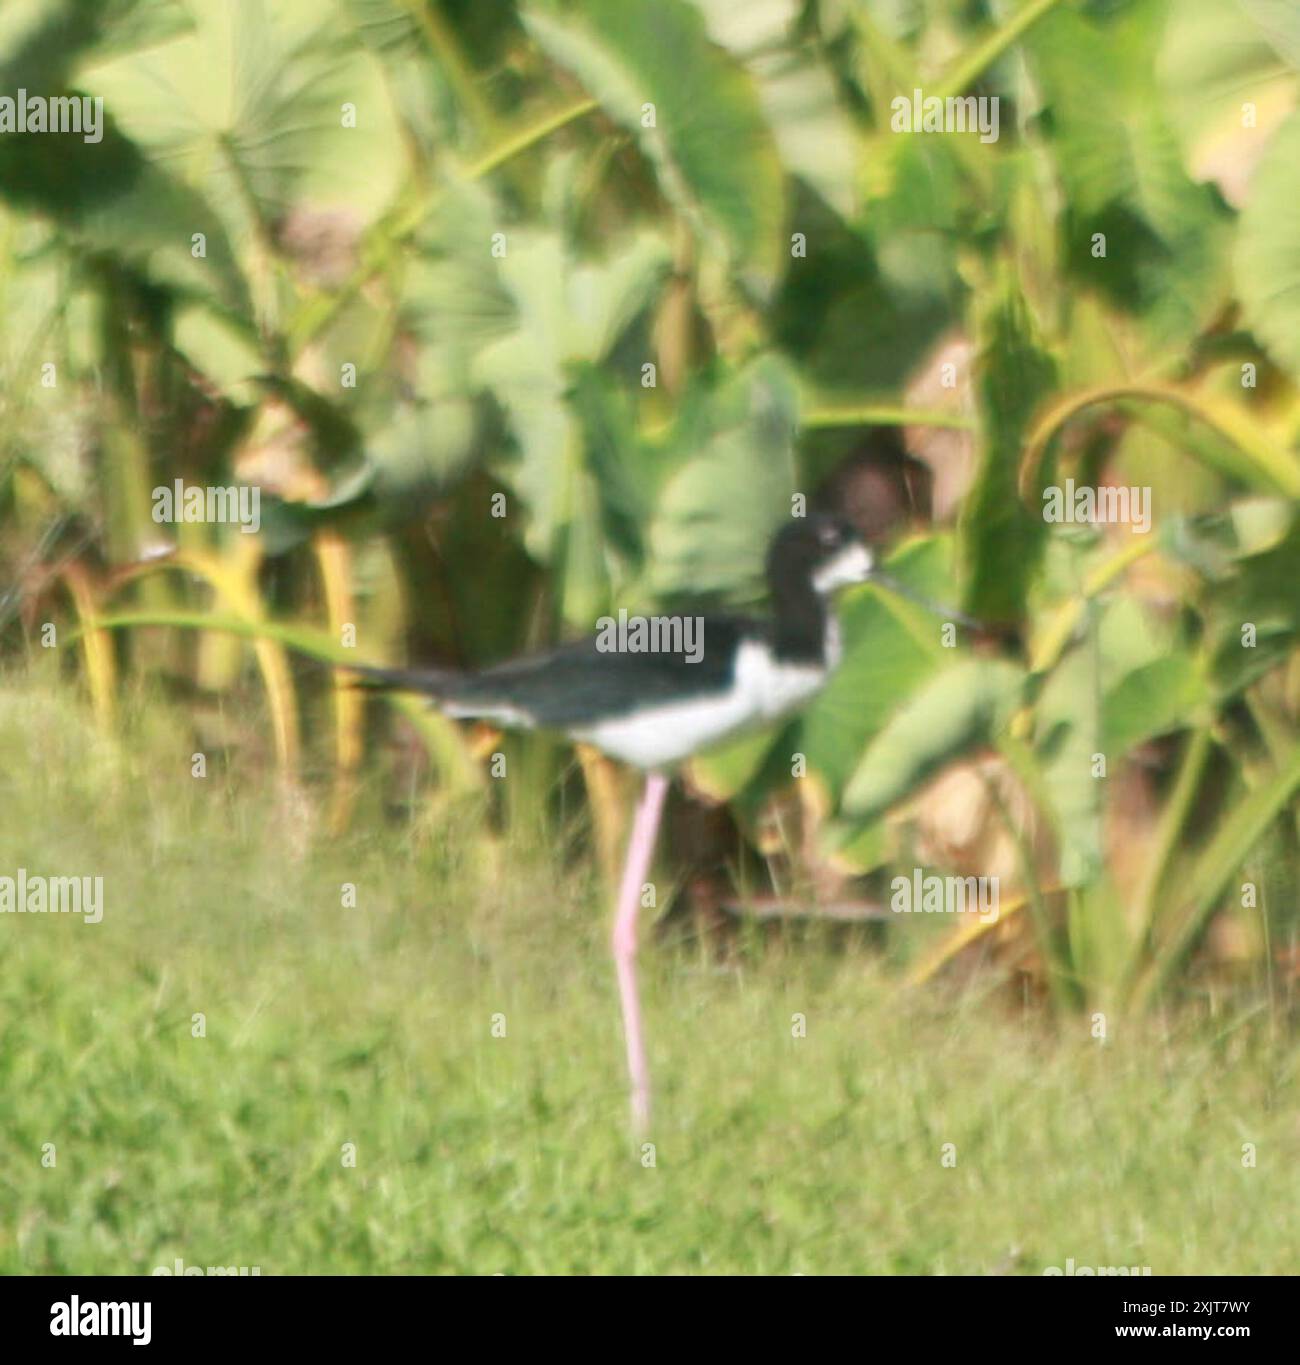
[644,353,799,601]
[405,173,517,391]
[1101,654,1207,756]
[523,0,786,294]
[1031,3,1233,343]
[841,657,1026,820]
[1228,497,1296,557]
[0,84,248,315]
[750,48,859,221]
[1236,111,1300,378]
[1243,0,1300,68]
[1157,0,1296,201]
[1033,594,1175,888]
[0,0,188,82]
[791,535,960,799]
[341,0,459,158]
[959,284,1056,624]
[171,303,264,404]
[689,0,858,219]
[84,0,406,254]
[1031,640,1104,889]
[470,228,671,625]
[565,364,662,569]
[1206,516,1300,693]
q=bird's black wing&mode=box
[342,615,766,730]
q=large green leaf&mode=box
[471,228,671,624]
[1137,740,1300,1006]
[1157,0,1297,203]
[0,2,249,316]
[1031,3,1232,342]
[1030,640,1104,889]
[1032,593,1178,888]
[1205,515,1300,692]
[841,657,1026,820]
[171,301,264,401]
[390,173,665,617]
[84,0,407,257]
[523,0,786,293]
[1101,654,1207,756]
[404,173,517,391]
[643,353,799,600]
[1243,0,1300,68]
[959,284,1056,624]
[1236,111,1300,378]
[750,48,859,221]
[689,0,858,218]
[342,0,460,158]
[792,535,958,799]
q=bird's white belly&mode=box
[571,639,830,769]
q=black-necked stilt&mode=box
[345,515,877,1130]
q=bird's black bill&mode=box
[869,571,985,632]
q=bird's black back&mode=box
[447,614,767,728]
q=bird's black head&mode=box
[767,515,874,598]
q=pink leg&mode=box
[611,771,669,1133]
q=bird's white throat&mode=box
[812,542,873,595]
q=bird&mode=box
[341,515,881,1131]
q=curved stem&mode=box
[466,97,599,179]
[1020,384,1300,500]
[802,403,975,431]
[934,0,1065,101]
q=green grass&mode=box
[1,682,1296,1275]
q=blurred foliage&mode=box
[2,0,1299,1014]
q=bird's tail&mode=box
[331,658,526,727]
[335,659,459,698]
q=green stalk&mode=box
[1119,727,1213,1000]
[802,403,975,431]
[403,0,501,145]
[466,97,599,179]
[287,97,600,352]
[847,5,993,201]
[1131,742,1300,1011]
[1028,537,1159,677]
[933,0,1065,101]
[66,609,345,661]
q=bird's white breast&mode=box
[571,621,841,770]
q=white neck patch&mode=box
[812,542,873,595]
